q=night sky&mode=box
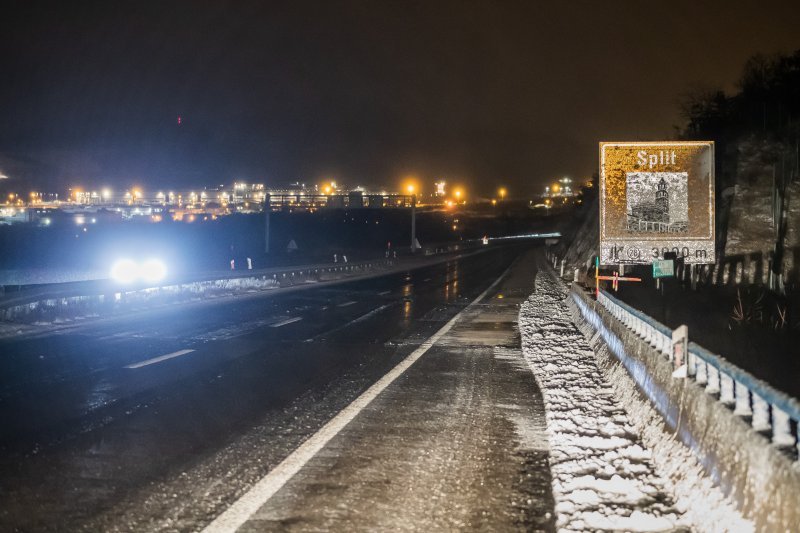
[2,0,799,196]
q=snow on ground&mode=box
[567,291,754,531]
[518,269,685,531]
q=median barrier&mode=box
[0,259,394,324]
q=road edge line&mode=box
[201,261,514,533]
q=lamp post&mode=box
[410,189,416,254]
[264,193,271,254]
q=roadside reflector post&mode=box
[672,325,688,371]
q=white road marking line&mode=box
[336,300,357,307]
[304,303,396,342]
[423,278,431,281]
[377,290,391,296]
[202,263,512,533]
[269,317,302,328]
[125,349,196,369]
[97,330,139,341]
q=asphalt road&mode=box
[0,244,536,531]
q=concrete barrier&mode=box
[570,284,800,532]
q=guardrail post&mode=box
[696,360,708,385]
[687,351,697,376]
[771,406,795,447]
[706,365,720,394]
[734,381,752,416]
[751,393,770,431]
[797,426,800,460]
[720,372,735,405]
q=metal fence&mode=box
[594,288,800,458]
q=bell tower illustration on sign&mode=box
[655,177,669,218]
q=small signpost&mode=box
[671,325,688,377]
[652,259,674,278]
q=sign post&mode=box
[599,141,715,267]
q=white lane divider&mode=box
[336,300,357,307]
[125,349,196,369]
[377,290,391,296]
[269,317,303,328]
[304,303,396,342]
[201,262,512,533]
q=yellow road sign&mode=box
[599,141,714,265]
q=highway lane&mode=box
[0,244,528,531]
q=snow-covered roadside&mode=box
[568,291,754,531]
[518,270,685,531]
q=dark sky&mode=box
[1,0,799,196]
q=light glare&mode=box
[110,259,139,283]
[141,259,167,283]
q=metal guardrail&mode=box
[595,289,800,457]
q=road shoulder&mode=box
[207,250,556,531]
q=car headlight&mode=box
[110,258,167,284]
[110,259,139,283]
[140,258,167,283]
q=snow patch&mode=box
[518,266,686,531]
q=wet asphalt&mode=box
[0,244,553,531]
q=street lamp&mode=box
[498,187,507,201]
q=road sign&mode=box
[652,259,674,278]
[599,141,714,265]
